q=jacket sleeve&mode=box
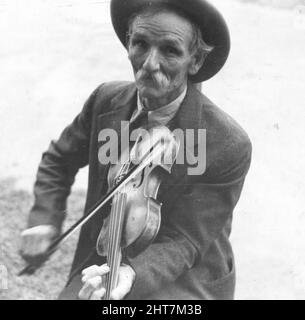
[27,87,100,231]
[126,137,252,299]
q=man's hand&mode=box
[78,263,136,300]
[19,225,59,263]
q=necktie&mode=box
[129,109,148,132]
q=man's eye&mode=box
[132,39,147,49]
[164,46,180,56]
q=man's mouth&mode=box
[141,77,157,85]
[138,78,160,90]
[137,73,163,88]
[135,69,170,92]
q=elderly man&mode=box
[20,0,252,300]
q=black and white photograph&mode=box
[0,0,304,302]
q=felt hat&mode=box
[110,0,230,82]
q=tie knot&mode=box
[130,109,148,130]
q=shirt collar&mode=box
[136,86,187,126]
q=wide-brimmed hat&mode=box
[110,0,230,82]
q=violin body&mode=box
[96,161,164,258]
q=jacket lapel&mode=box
[169,83,205,133]
[95,84,137,194]
[166,83,205,184]
[97,83,137,135]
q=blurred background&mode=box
[0,0,305,299]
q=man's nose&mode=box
[142,49,160,72]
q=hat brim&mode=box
[110,0,230,82]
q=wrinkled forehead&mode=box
[128,5,194,34]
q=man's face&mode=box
[128,10,199,110]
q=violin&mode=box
[18,126,179,300]
[96,126,179,299]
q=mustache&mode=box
[135,69,169,87]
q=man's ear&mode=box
[188,51,206,76]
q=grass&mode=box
[0,178,85,300]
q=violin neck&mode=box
[105,249,122,300]
[104,192,127,300]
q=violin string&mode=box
[107,160,127,299]
[105,193,114,299]
[107,192,119,299]
[106,163,121,299]
[109,197,118,296]
[111,193,122,296]
[106,188,123,297]
[108,193,119,298]
[111,193,126,292]
[109,162,125,297]
[107,161,129,298]
[109,182,127,295]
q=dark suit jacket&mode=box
[28,81,252,300]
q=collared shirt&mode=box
[131,86,187,127]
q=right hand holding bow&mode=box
[19,225,59,264]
